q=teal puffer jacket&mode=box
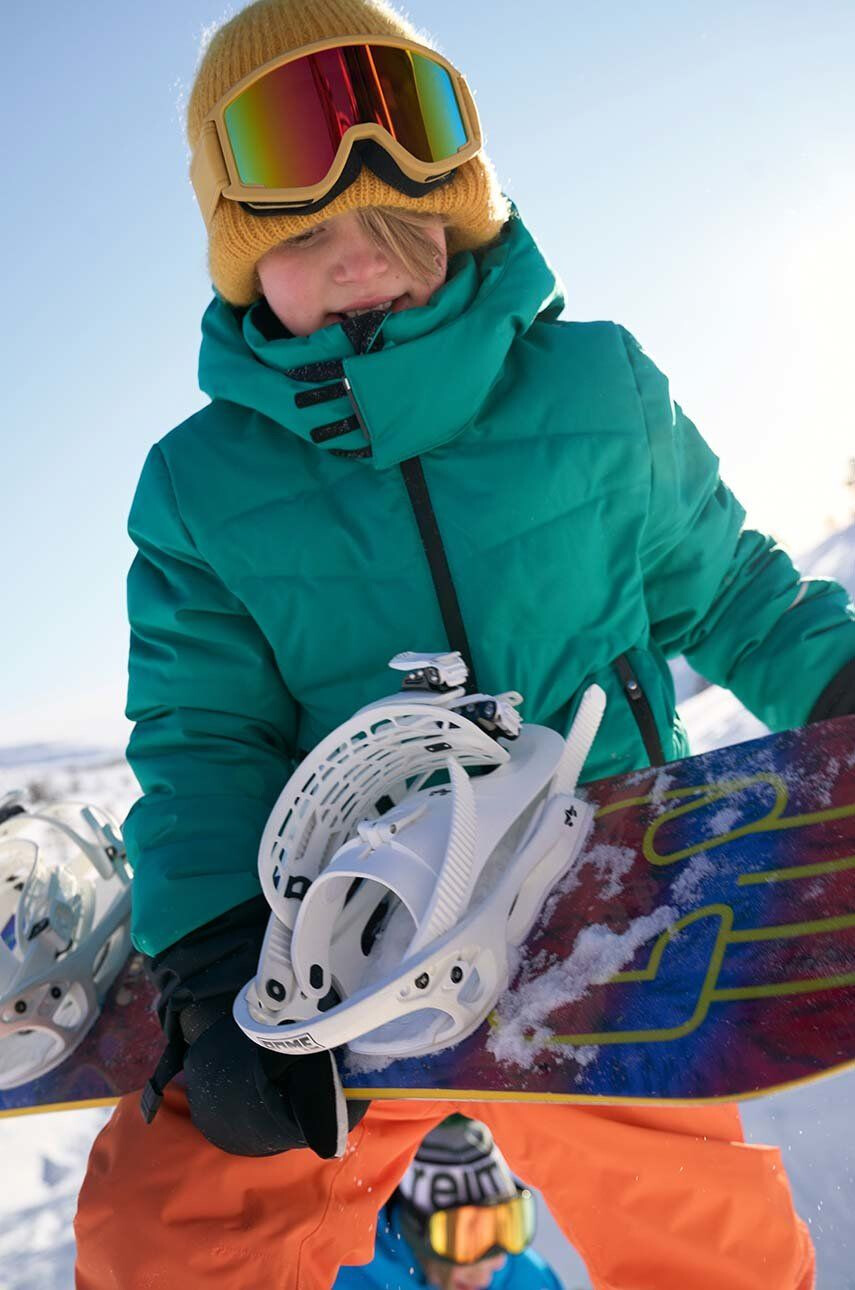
[124,211,855,955]
[332,1201,563,1289]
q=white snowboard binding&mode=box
[0,793,131,1089]
[234,654,605,1062]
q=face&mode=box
[256,209,448,337]
[422,1253,507,1290]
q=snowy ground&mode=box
[0,524,852,1288]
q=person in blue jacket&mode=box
[335,1117,564,1290]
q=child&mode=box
[74,1,855,1286]
[333,1115,564,1289]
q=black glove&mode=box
[141,895,368,1159]
[808,658,855,722]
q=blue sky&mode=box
[3,0,853,746]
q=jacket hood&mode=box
[197,209,564,470]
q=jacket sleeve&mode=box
[123,443,298,957]
[621,328,855,731]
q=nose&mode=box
[330,224,391,285]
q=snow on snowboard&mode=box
[1,715,853,1117]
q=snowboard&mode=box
[1,716,853,1117]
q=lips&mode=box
[342,299,394,316]
[325,294,406,326]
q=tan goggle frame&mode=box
[190,35,484,228]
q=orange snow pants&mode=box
[75,1085,815,1290]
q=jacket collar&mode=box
[198,209,563,470]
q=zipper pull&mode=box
[342,376,371,445]
[615,654,642,700]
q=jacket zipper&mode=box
[614,654,665,767]
[343,380,479,691]
[344,386,663,764]
[398,457,479,693]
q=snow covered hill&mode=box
[801,522,855,592]
[0,1107,111,1290]
[1,615,854,1286]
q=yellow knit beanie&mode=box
[187,0,510,305]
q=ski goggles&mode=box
[190,35,483,227]
[417,1189,536,1265]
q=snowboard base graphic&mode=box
[0,950,162,1117]
[346,716,855,1105]
[1,717,853,1117]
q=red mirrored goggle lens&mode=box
[223,44,470,190]
[427,1192,536,1264]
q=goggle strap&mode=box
[189,36,481,225]
[191,121,229,228]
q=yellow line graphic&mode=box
[738,854,855,886]
[595,774,855,868]
[532,773,855,1048]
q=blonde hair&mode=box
[254,206,449,299]
[356,207,448,283]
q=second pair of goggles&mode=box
[414,1190,536,1265]
[191,35,483,227]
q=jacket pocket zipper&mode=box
[614,654,665,767]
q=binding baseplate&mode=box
[0,795,130,1089]
[234,654,605,1061]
